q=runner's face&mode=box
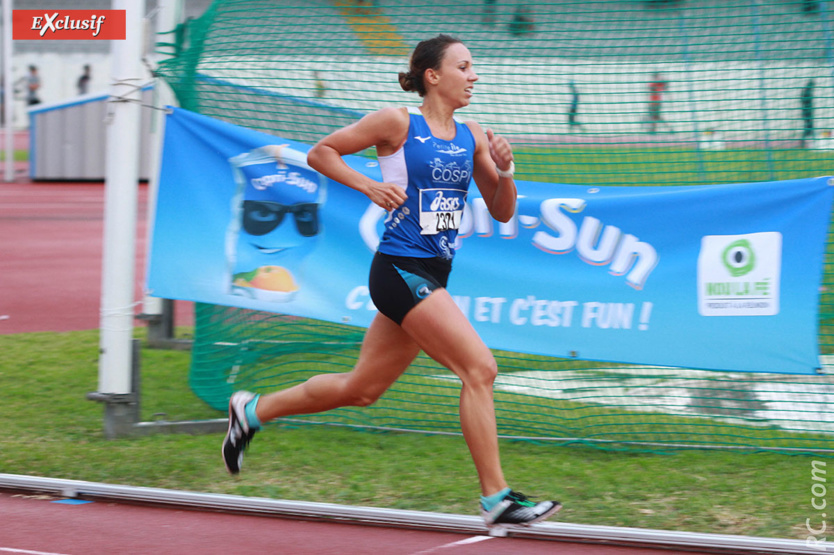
[434,43,478,108]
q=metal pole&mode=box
[2,0,13,182]
[98,0,146,405]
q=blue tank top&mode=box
[377,108,475,260]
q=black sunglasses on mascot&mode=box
[242,200,319,237]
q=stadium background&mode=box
[10,0,834,453]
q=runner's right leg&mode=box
[222,313,420,474]
[256,313,420,419]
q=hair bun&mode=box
[398,71,416,92]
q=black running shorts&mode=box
[369,252,452,325]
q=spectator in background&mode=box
[567,80,584,132]
[647,72,669,134]
[508,5,535,36]
[77,65,91,95]
[26,66,41,106]
[482,0,497,25]
[803,0,820,14]
[800,78,815,148]
[313,70,326,99]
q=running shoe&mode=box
[222,391,258,475]
[481,490,561,526]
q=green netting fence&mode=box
[156,0,834,453]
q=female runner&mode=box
[223,34,561,527]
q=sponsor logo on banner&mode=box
[250,171,319,194]
[13,10,126,40]
[697,232,782,316]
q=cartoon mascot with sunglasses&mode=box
[226,144,327,302]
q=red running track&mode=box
[0,492,712,555]
[0,180,193,334]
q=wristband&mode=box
[496,160,514,178]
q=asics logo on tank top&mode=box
[430,191,461,211]
[430,159,472,185]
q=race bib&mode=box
[419,188,466,235]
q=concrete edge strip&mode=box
[0,473,816,554]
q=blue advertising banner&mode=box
[148,108,834,374]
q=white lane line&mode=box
[411,535,496,554]
[1,548,71,555]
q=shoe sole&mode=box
[222,404,238,475]
[485,501,562,533]
[222,394,247,475]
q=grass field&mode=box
[514,145,834,186]
[0,328,829,541]
[0,150,29,162]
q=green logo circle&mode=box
[722,239,756,277]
